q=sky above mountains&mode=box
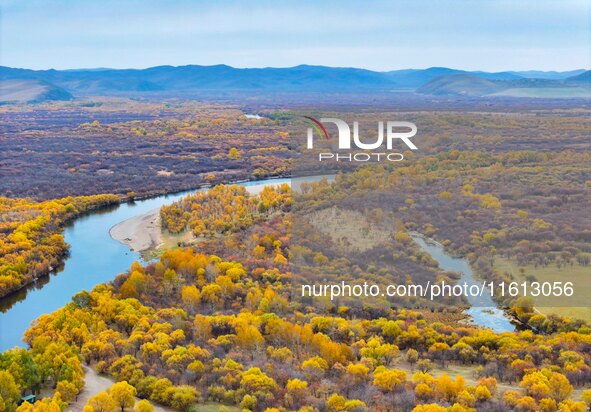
[1,0,589,71]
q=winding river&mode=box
[0,178,290,351]
[0,178,513,351]
[411,234,515,333]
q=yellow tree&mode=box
[87,391,117,412]
[373,367,406,392]
[302,356,329,380]
[240,367,277,394]
[582,389,591,408]
[56,380,79,403]
[133,400,154,412]
[326,394,346,412]
[0,370,21,412]
[181,285,201,311]
[411,404,447,412]
[346,363,369,382]
[170,386,199,411]
[109,381,136,412]
[235,322,265,354]
[228,147,241,159]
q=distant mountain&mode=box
[566,70,591,83]
[510,69,587,80]
[418,71,591,98]
[0,65,400,95]
[0,79,73,103]
[417,74,506,96]
[0,65,587,100]
[470,71,523,81]
[385,67,464,88]
[385,67,522,89]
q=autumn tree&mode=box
[133,400,154,412]
[109,381,136,412]
[87,391,117,412]
[0,371,21,412]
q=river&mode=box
[411,233,515,333]
[0,178,513,351]
[0,178,290,351]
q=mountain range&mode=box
[0,65,588,102]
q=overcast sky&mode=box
[1,0,589,71]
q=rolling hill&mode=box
[0,65,588,100]
[0,65,400,95]
[416,74,505,96]
[0,79,73,103]
[417,70,590,98]
[566,70,591,83]
[385,67,522,89]
[509,69,587,79]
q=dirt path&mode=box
[67,366,172,412]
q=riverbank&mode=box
[109,208,162,252]
[0,177,288,350]
[108,176,292,253]
[0,176,297,351]
[109,178,295,256]
[410,232,516,333]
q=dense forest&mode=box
[160,184,291,237]
[0,194,119,297]
[1,183,590,412]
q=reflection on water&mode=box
[410,233,515,333]
[0,178,291,351]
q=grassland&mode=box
[494,256,591,322]
[307,207,393,253]
[192,403,239,412]
[491,87,591,98]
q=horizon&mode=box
[1,0,589,72]
[3,64,588,73]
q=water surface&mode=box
[0,178,512,351]
[0,178,290,351]
[411,233,515,333]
